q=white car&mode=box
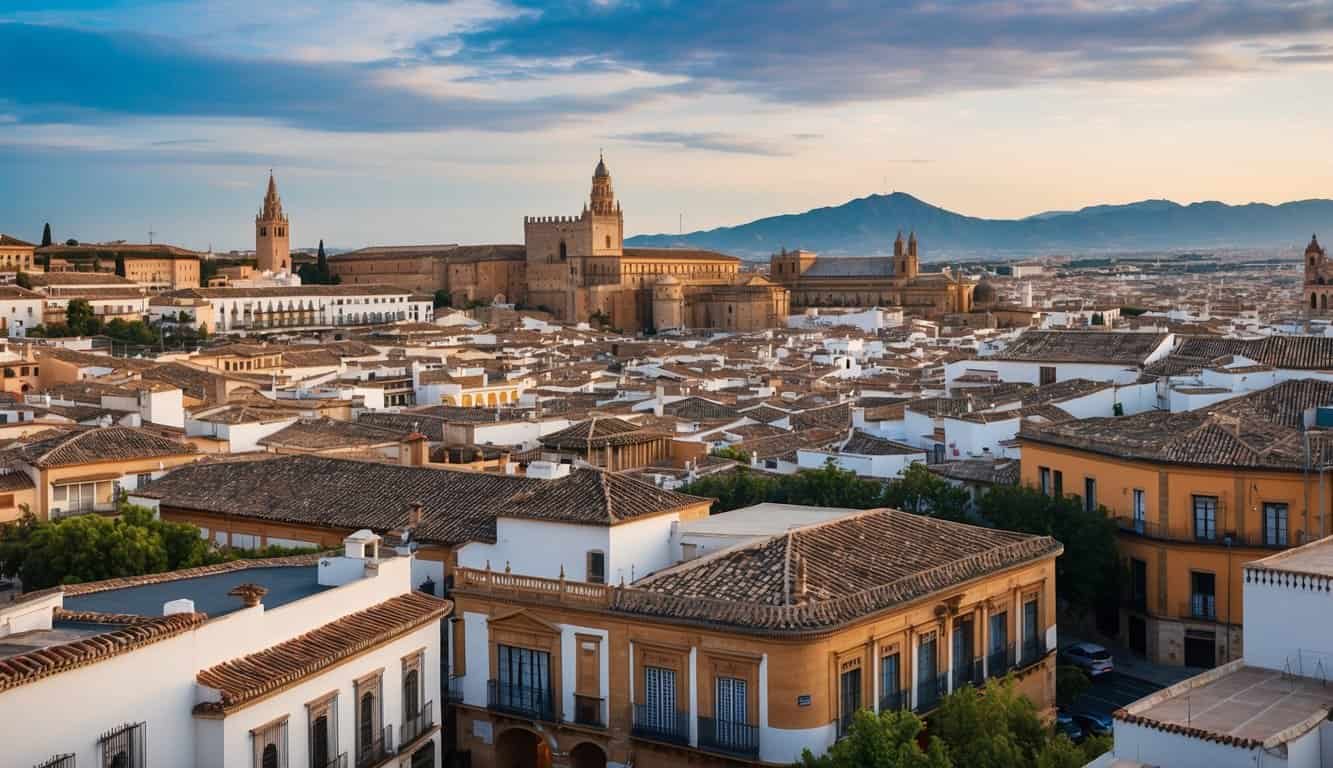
[1062,642,1114,677]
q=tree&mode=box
[798,709,952,768]
[433,289,451,309]
[316,239,330,283]
[15,271,32,290]
[930,678,1046,768]
[1035,735,1110,768]
[65,298,96,336]
[41,223,52,248]
[64,238,78,246]
[882,463,970,521]
[1055,666,1090,709]
[711,445,752,462]
[977,484,1119,617]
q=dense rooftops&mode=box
[991,330,1170,364]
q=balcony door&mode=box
[643,666,678,730]
[715,677,749,746]
[498,645,552,715]
[1193,496,1218,541]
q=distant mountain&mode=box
[626,192,1333,260]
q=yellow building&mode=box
[33,243,201,289]
[450,509,1060,768]
[1018,379,1333,668]
[0,234,38,275]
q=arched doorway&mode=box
[569,742,607,768]
[496,728,548,768]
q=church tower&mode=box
[587,153,623,257]
[255,172,290,274]
[905,231,920,278]
[893,231,906,274]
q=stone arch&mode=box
[568,741,607,768]
[461,394,473,407]
[496,726,551,768]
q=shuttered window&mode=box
[644,666,677,728]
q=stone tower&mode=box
[255,172,290,274]
[587,153,623,257]
[1305,234,1330,314]
[652,275,685,331]
[905,231,920,278]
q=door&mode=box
[716,677,748,746]
[1129,615,1147,656]
[839,667,861,735]
[644,666,678,729]
[952,619,974,687]
[1184,631,1217,669]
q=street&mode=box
[1069,672,1164,719]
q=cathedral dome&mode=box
[594,155,610,179]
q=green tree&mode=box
[978,484,1119,617]
[65,298,96,336]
[316,239,330,283]
[680,466,780,512]
[930,678,1046,768]
[881,463,970,521]
[1035,734,1110,768]
[41,222,52,248]
[798,709,952,768]
[781,459,886,509]
[15,271,32,290]
[711,445,752,462]
[433,289,451,309]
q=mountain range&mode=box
[625,193,1333,260]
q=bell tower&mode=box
[255,171,290,274]
[587,153,623,257]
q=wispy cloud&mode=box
[613,131,791,156]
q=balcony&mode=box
[1185,594,1218,621]
[632,704,690,746]
[915,674,947,713]
[447,676,464,704]
[400,700,434,747]
[987,644,1015,677]
[952,657,983,690]
[1113,516,1289,550]
[488,680,555,722]
[573,694,605,728]
[1020,633,1048,668]
[355,725,392,768]
[698,716,759,758]
[837,709,856,740]
[879,688,907,712]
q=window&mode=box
[880,652,901,709]
[1132,489,1146,533]
[1264,503,1288,546]
[1191,571,1216,619]
[715,676,749,744]
[497,644,552,717]
[1039,366,1056,386]
[251,717,288,768]
[644,665,679,731]
[838,664,862,735]
[1039,467,1051,496]
[916,632,938,710]
[1022,598,1040,663]
[354,673,383,762]
[136,472,152,488]
[586,550,606,584]
[988,611,1009,673]
[1130,558,1148,612]
[99,722,146,768]
[1052,470,1063,498]
[952,618,975,688]
[1084,477,1096,513]
[1193,495,1217,541]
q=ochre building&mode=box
[769,234,975,318]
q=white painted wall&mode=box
[796,449,923,478]
[1242,571,1333,673]
[457,518,610,581]
[1111,719,1266,768]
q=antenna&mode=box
[679,213,683,235]
[148,228,156,244]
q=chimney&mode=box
[408,501,424,528]
[163,598,195,616]
[227,583,268,608]
[402,432,429,466]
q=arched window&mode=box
[262,744,279,768]
[260,227,267,236]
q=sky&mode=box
[2,0,1332,251]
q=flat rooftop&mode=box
[1246,535,1333,578]
[1120,663,1333,747]
[0,622,107,660]
[678,503,864,538]
[63,565,328,619]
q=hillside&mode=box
[625,192,1333,259]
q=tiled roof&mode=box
[991,330,1169,364]
[662,397,739,421]
[4,426,196,468]
[195,592,448,714]
[733,427,844,461]
[0,234,35,247]
[0,612,207,692]
[1145,336,1333,377]
[496,469,707,526]
[840,430,924,456]
[928,459,1021,485]
[540,417,666,449]
[612,509,1060,634]
[256,418,407,450]
[357,412,448,442]
[800,256,898,278]
[792,402,852,431]
[622,247,739,263]
[61,554,323,596]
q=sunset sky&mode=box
[3,0,1332,251]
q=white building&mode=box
[158,285,433,334]
[2,532,447,768]
[1109,536,1333,768]
[0,285,46,337]
[948,330,1176,387]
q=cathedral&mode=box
[768,233,975,318]
[522,155,789,331]
[1304,234,1330,315]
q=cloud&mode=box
[0,21,678,132]
[613,131,791,156]
[452,0,1333,104]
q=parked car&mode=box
[1072,711,1113,737]
[1055,712,1085,743]
[1062,642,1114,677]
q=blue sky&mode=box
[3,0,1332,251]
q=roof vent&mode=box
[163,598,195,616]
[227,584,268,608]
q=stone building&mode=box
[768,233,975,318]
[1303,234,1329,314]
[0,234,37,276]
[255,172,291,274]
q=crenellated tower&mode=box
[255,172,290,274]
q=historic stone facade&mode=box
[768,233,975,318]
[255,172,290,274]
[1303,234,1330,315]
